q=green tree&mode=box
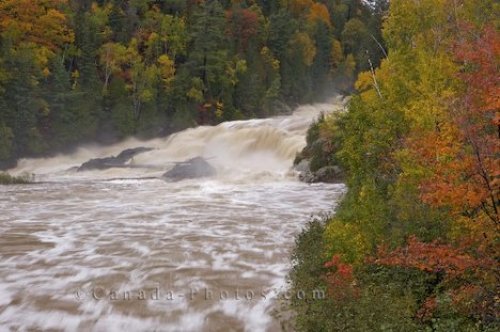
[181,0,231,123]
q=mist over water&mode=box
[1,98,346,331]
[12,100,341,182]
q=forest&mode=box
[1,0,498,330]
[290,0,499,331]
[0,0,385,169]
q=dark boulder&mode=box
[78,156,121,171]
[295,159,343,184]
[163,157,216,181]
[295,159,315,183]
[313,166,343,183]
[115,147,152,160]
[78,147,153,171]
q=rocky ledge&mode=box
[78,147,153,171]
[294,159,343,184]
[162,156,216,181]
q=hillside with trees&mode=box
[290,0,499,330]
[0,0,385,169]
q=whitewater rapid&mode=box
[0,98,346,331]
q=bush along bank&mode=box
[0,172,33,185]
[288,0,499,331]
[293,112,345,184]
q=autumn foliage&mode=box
[1,0,382,166]
[324,254,359,300]
[371,236,495,280]
[225,8,259,52]
[0,0,74,49]
[418,24,500,228]
[292,0,500,330]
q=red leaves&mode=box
[451,25,500,225]
[323,255,358,300]
[324,254,341,268]
[226,8,259,52]
[414,23,500,226]
[372,236,494,279]
[324,255,354,278]
[450,284,498,321]
[455,25,500,115]
[415,296,437,321]
[371,237,498,321]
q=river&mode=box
[0,98,345,331]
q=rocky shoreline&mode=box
[293,159,344,183]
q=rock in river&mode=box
[162,157,216,181]
[78,147,153,171]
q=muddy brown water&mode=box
[1,99,345,331]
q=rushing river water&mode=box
[0,98,346,331]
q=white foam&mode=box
[9,98,345,182]
[0,98,347,330]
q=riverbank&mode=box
[292,104,348,184]
[0,102,345,330]
[0,172,33,185]
[286,1,499,330]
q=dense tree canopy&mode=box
[291,0,499,330]
[0,0,385,168]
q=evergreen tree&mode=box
[0,0,385,166]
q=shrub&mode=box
[0,172,33,185]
